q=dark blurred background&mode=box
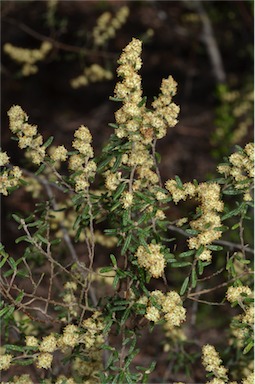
[1,0,253,182]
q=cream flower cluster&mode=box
[135,243,166,278]
[71,63,113,89]
[226,285,252,304]
[166,180,224,262]
[218,143,254,201]
[22,322,93,371]
[202,344,228,380]
[144,290,186,329]
[81,311,105,349]
[105,38,179,194]
[7,105,46,165]
[4,41,52,76]
[50,145,68,162]
[0,161,22,196]
[230,305,254,348]
[92,6,129,46]
[62,281,79,318]
[0,354,13,371]
[69,125,96,192]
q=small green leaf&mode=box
[137,96,147,108]
[243,341,253,354]
[175,175,183,189]
[12,214,21,223]
[191,268,197,288]
[121,234,132,255]
[5,344,25,352]
[113,182,126,201]
[207,245,223,251]
[35,163,46,175]
[99,266,114,273]
[109,96,124,102]
[180,277,189,295]
[37,234,49,245]
[113,275,119,289]
[222,204,244,221]
[179,250,195,258]
[171,262,192,268]
[43,136,54,148]
[110,254,117,267]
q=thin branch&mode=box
[188,271,253,298]
[3,17,117,59]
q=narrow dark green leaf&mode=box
[243,341,253,354]
[37,234,49,245]
[35,163,46,175]
[191,268,197,288]
[110,254,117,267]
[180,277,189,295]
[222,204,244,221]
[113,182,126,201]
[0,255,9,268]
[109,96,124,102]
[121,234,132,255]
[137,96,147,108]
[12,214,21,223]
[175,175,183,189]
[43,136,54,148]
[15,359,34,366]
[99,267,114,273]
[207,245,223,251]
[5,344,25,352]
[171,262,192,268]
[179,250,195,258]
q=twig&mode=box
[188,271,253,298]
[4,17,117,59]
[188,296,225,306]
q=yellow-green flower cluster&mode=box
[81,311,105,349]
[8,105,46,164]
[166,180,224,262]
[50,145,68,162]
[230,305,254,348]
[0,151,9,166]
[16,317,104,372]
[105,38,180,195]
[0,165,22,196]
[0,353,13,371]
[4,41,52,76]
[218,143,254,201]
[135,243,166,278]
[144,290,186,329]
[69,125,96,192]
[121,191,133,208]
[202,344,228,380]
[92,6,129,46]
[242,373,254,384]
[226,285,252,304]
[62,281,79,318]
[71,64,113,89]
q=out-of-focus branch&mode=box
[182,0,226,84]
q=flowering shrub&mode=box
[0,38,254,383]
